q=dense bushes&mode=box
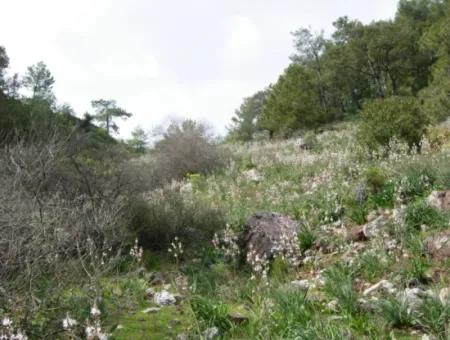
[358,97,429,153]
[129,182,225,251]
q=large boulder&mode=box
[240,212,301,262]
[425,230,450,260]
[427,190,450,211]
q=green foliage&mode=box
[298,228,317,252]
[22,61,55,104]
[91,99,132,136]
[323,263,358,315]
[190,296,232,333]
[398,164,436,199]
[364,166,387,193]
[404,200,446,231]
[228,90,267,141]
[230,1,448,139]
[418,295,450,337]
[407,256,431,284]
[358,96,429,152]
[354,252,392,283]
[126,126,148,153]
[129,186,225,251]
[377,296,416,328]
[259,64,329,136]
[270,256,290,281]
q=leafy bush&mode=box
[364,166,386,193]
[426,125,450,151]
[152,120,228,182]
[358,96,429,152]
[129,183,225,251]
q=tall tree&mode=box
[228,90,267,141]
[0,46,9,92]
[291,29,329,109]
[127,126,148,153]
[91,99,132,136]
[22,61,55,103]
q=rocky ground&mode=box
[4,122,448,339]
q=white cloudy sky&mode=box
[1,0,398,138]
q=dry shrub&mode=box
[152,120,228,182]
[0,137,146,285]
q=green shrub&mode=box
[364,166,387,193]
[377,296,417,328]
[323,263,358,315]
[418,295,450,337]
[298,228,317,252]
[398,164,436,199]
[407,257,431,284]
[404,201,446,231]
[354,252,392,283]
[190,296,232,333]
[129,185,225,251]
[358,96,429,152]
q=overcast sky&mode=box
[1,0,399,138]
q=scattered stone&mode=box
[154,291,176,306]
[400,287,426,307]
[176,333,188,340]
[439,287,449,304]
[427,190,450,211]
[203,326,219,339]
[145,287,156,298]
[347,226,366,242]
[425,230,450,260]
[363,279,397,296]
[362,215,388,239]
[240,212,301,261]
[242,169,263,183]
[367,210,378,222]
[142,307,160,314]
[327,299,338,311]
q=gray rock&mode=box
[240,212,301,261]
[363,279,397,296]
[427,190,450,211]
[425,230,450,260]
[154,290,176,306]
[142,307,160,313]
[362,215,388,239]
[203,326,219,339]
